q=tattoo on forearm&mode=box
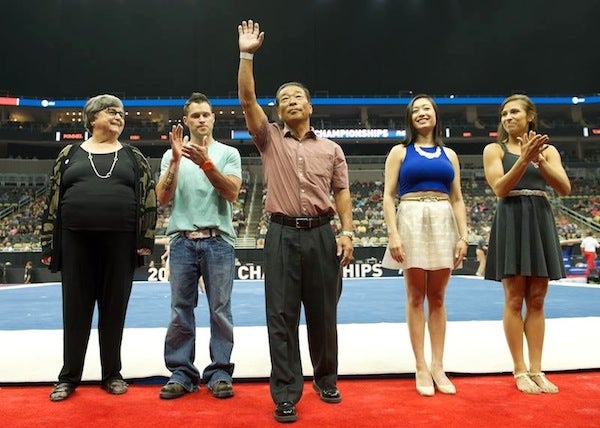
[164,171,174,189]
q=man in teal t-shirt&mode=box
[156,92,242,400]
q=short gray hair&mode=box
[82,94,124,132]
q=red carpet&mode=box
[1,372,599,427]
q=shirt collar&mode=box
[283,125,317,140]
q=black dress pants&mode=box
[58,229,136,385]
[264,222,342,404]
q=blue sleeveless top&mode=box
[398,144,454,196]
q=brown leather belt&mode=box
[270,215,332,229]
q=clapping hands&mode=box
[517,130,549,166]
[169,124,188,161]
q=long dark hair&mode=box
[403,94,444,147]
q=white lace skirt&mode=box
[382,199,460,270]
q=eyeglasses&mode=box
[103,107,126,118]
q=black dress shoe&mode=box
[274,401,298,423]
[312,380,342,403]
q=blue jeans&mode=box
[164,234,235,391]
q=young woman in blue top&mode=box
[483,94,570,394]
[383,94,469,396]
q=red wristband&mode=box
[201,160,214,172]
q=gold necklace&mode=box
[414,144,441,159]
[88,151,119,179]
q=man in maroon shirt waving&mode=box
[237,20,354,424]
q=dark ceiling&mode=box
[1,0,599,99]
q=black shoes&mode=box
[312,380,342,403]
[159,382,188,399]
[274,401,298,423]
[272,381,339,422]
[102,378,128,395]
[49,382,76,402]
[209,380,234,398]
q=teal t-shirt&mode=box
[160,140,242,247]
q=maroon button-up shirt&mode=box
[252,121,349,217]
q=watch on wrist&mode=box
[340,230,354,239]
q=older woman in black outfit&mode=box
[41,94,157,401]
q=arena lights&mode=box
[582,127,600,138]
[55,131,88,141]
[0,97,19,106]
[11,95,600,109]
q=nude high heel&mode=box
[415,371,434,397]
[431,371,456,395]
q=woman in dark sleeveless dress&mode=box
[483,94,570,394]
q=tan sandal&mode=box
[529,372,559,394]
[514,372,542,394]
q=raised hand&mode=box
[169,124,188,161]
[238,20,265,53]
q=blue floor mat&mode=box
[1,277,599,330]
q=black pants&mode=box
[58,229,136,385]
[264,222,342,404]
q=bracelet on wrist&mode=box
[201,160,215,172]
[240,52,254,60]
[459,236,469,244]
